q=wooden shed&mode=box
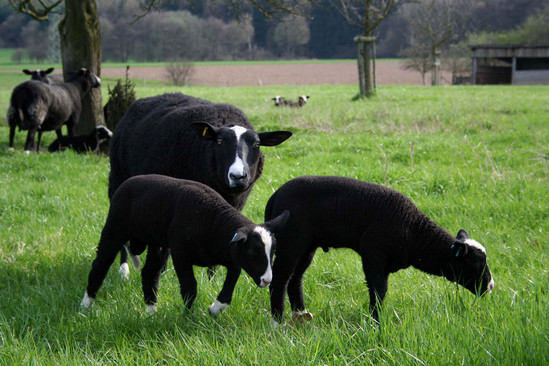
[470,45,549,85]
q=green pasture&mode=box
[0,72,548,365]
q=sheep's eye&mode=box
[253,141,260,148]
[217,139,223,145]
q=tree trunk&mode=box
[354,36,376,98]
[59,0,103,135]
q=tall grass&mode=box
[0,78,548,365]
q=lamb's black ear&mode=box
[264,210,290,232]
[23,69,32,75]
[451,242,469,258]
[258,131,293,146]
[229,231,247,247]
[456,229,469,241]
[44,68,54,75]
[191,122,219,140]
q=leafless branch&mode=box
[8,0,63,21]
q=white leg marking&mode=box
[209,299,229,317]
[119,262,130,279]
[146,304,158,315]
[81,291,94,309]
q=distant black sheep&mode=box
[110,93,292,277]
[23,68,63,84]
[265,176,494,324]
[7,68,101,152]
[81,175,289,316]
[48,125,113,153]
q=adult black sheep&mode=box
[7,68,101,152]
[110,92,292,277]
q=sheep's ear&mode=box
[23,69,32,75]
[451,242,469,258]
[191,122,219,140]
[258,131,293,146]
[45,68,54,74]
[456,229,469,241]
[229,231,247,247]
[264,210,290,232]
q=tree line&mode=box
[0,0,546,64]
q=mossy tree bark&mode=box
[59,0,103,134]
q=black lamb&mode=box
[109,92,292,277]
[7,68,101,152]
[48,125,113,153]
[264,175,494,324]
[23,68,63,84]
[81,175,289,316]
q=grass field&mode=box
[0,72,548,365]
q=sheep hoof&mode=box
[24,150,30,155]
[80,291,94,309]
[8,147,14,151]
[119,263,130,279]
[291,310,314,325]
[208,300,229,317]
[146,304,158,315]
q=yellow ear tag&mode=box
[202,127,208,136]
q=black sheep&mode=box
[81,175,289,316]
[265,176,494,324]
[7,68,101,153]
[48,125,113,153]
[23,68,63,84]
[110,93,292,277]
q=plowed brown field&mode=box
[101,60,451,86]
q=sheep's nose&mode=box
[260,279,271,287]
[230,172,248,181]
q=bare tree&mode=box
[399,38,430,85]
[401,0,475,85]
[273,15,310,58]
[326,0,415,98]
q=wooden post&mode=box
[431,48,441,86]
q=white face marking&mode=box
[465,238,494,292]
[254,226,273,287]
[464,238,486,254]
[80,291,94,309]
[228,126,249,187]
[209,299,230,317]
[275,96,282,103]
[300,95,308,102]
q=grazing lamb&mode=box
[23,68,63,84]
[271,96,286,106]
[81,175,289,316]
[7,68,101,152]
[47,125,113,153]
[264,175,495,324]
[110,92,292,277]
